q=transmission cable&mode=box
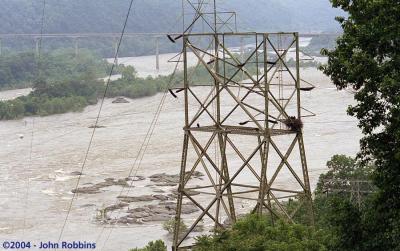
[97,52,182,251]
[55,0,136,245]
[22,0,46,236]
[96,1,208,249]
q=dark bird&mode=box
[167,34,183,43]
[169,89,177,98]
[167,34,175,43]
[207,59,215,65]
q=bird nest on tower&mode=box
[283,116,303,132]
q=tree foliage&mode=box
[0,54,167,120]
[107,66,166,99]
[0,50,106,120]
[314,195,363,251]
[129,240,167,251]
[193,214,329,251]
[0,1,342,57]
[315,154,373,194]
[320,1,400,250]
[0,49,109,90]
[312,155,373,251]
[162,218,187,236]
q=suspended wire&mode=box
[36,0,46,75]
[97,53,183,251]
[22,117,35,236]
[55,0,136,244]
[208,0,221,219]
[217,2,252,32]
[116,2,185,66]
[10,0,343,247]
[4,111,149,158]
[22,0,46,237]
[97,2,208,249]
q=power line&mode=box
[22,0,46,237]
[22,117,35,236]
[96,2,208,248]
[38,0,46,59]
[55,0,136,245]
[97,55,181,250]
[98,89,169,251]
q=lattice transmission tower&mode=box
[170,1,315,249]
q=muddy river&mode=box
[0,53,361,250]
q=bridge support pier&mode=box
[240,36,244,59]
[74,38,79,57]
[155,36,160,72]
[114,37,119,66]
[35,38,40,57]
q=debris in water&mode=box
[88,125,106,129]
[112,97,130,103]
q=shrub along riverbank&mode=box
[0,50,171,120]
[0,49,320,120]
[0,65,170,120]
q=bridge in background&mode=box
[0,32,339,70]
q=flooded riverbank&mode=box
[0,51,361,250]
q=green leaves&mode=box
[0,50,109,90]
[193,215,329,251]
[322,0,400,249]
[129,240,167,251]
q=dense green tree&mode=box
[314,195,363,251]
[320,0,400,250]
[120,66,137,81]
[129,240,167,251]
[0,51,172,120]
[282,155,371,251]
[0,50,109,90]
[312,155,370,251]
[315,154,373,194]
[193,214,329,251]
[107,66,165,99]
[162,218,187,236]
[0,55,104,120]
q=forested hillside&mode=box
[0,0,342,33]
[0,0,342,57]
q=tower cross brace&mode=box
[172,31,314,250]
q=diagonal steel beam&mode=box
[226,136,261,181]
[188,87,218,124]
[269,137,306,191]
[267,135,299,187]
[176,139,264,246]
[187,132,223,180]
[187,42,264,128]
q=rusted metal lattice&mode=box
[172,31,314,250]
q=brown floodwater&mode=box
[0,56,361,250]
